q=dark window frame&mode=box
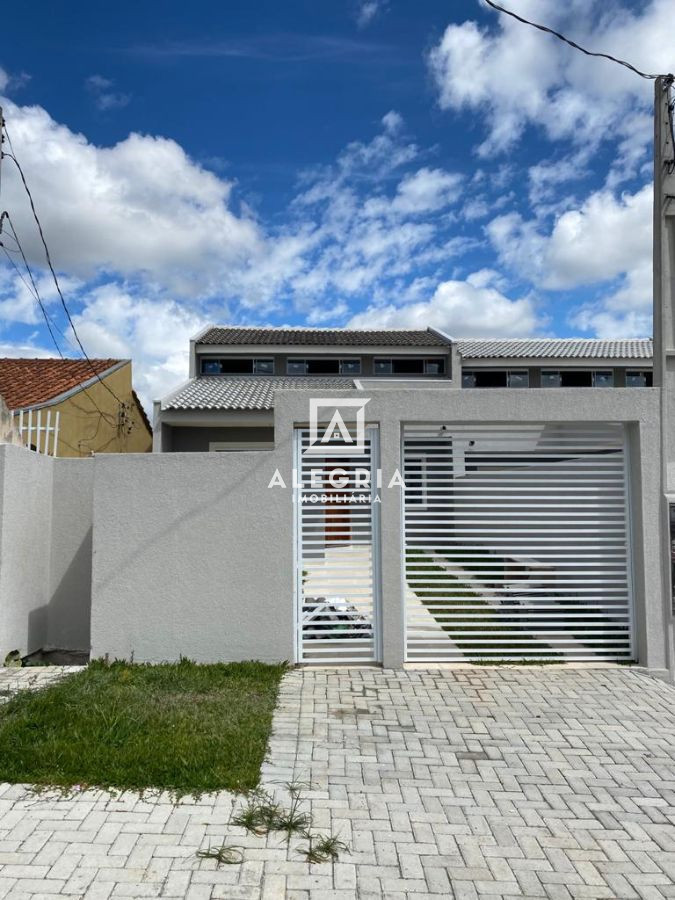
[373,357,445,376]
[199,357,275,376]
[285,357,362,375]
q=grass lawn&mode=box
[0,659,286,796]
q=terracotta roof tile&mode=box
[0,358,123,410]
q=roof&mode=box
[196,326,450,347]
[0,358,123,410]
[455,338,653,360]
[164,376,357,411]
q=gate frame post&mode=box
[379,419,406,668]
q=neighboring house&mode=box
[153,325,653,452]
[0,358,152,457]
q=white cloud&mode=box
[487,183,652,292]
[0,99,262,297]
[71,285,208,407]
[428,0,675,165]
[349,272,543,337]
[0,66,30,95]
[355,1,385,29]
[85,74,131,111]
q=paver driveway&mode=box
[1,666,675,899]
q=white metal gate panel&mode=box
[295,426,381,664]
[403,423,634,662]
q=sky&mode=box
[0,0,673,407]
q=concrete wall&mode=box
[0,385,669,675]
[0,445,54,659]
[0,445,94,660]
[48,459,94,652]
[90,450,294,663]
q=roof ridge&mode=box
[455,337,652,343]
[203,324,437,333]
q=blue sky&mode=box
[0,0,672,403]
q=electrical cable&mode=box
[483,1,666,81]
[0,211,65,355]
[1,124,124,405]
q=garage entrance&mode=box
[402,423,634,663]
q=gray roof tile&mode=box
[197,326,449,347]
[455,338,653,360]
[164,376,357,411]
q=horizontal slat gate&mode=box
[295,426,380,664]
[403,423,634,663]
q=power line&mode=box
[0,211,65,356]
[483,0,666,81]
[1,125,125,406]
[0,212,123,427]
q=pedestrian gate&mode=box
[402,423,634,663]
[294,426,381,664]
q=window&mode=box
[424,359,445,375]
[391,359,425,375]
[305,359,340,375]
[592,370,614,387]
[219,358,252,375]
[286,358,361,375]
[340,358,361,375]
[254,359,274,375]
[200,358,274,375]
[462,371,477,388]
[559,371,593,387]
[626,369,652,387]
[287,359,306,375]
[373,358,445,376]
[473,370,508,388]
[507,370,529,388]
[541,370,561,388]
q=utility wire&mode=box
[1,125,124,406]
[0,211,65,355]
[483,0,665,81]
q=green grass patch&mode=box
[0,659,286,796]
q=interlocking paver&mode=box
[1,666,675,896]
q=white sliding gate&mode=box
[294,426,381,664]
[403,423,634,663]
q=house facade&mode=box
[154,326,653,452]
[0,358,152,457]
[140,326,662,670]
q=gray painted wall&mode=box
[0,445,53,659]
[48,459,94,652]
[0,445,94,660]
[0,385,668,675]
[90,450,294,663]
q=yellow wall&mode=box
[15,362,152,457]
